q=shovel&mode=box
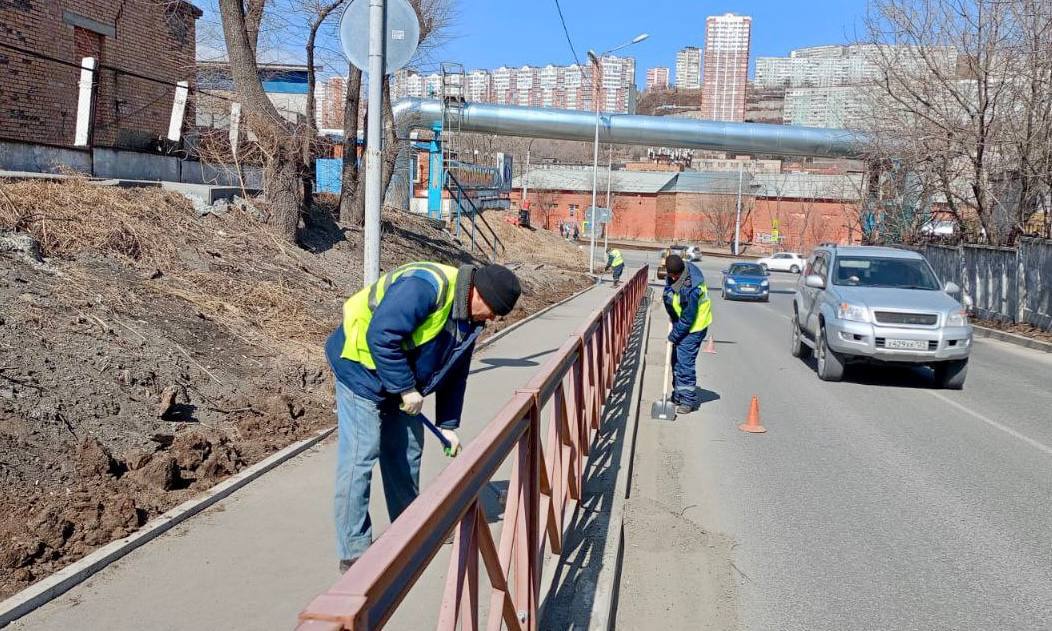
[401,404,460,457]
[650,325,677,421]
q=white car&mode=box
[684,245,703,262]
[758,251,805,273]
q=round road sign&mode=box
[339,0,421,75]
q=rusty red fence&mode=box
[297,266,649,630]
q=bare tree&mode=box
[698,194,744,247]
[301,1,347,211]
[862,0,1052,245]
[218,0,306,242]
[339,66,364,225]
[530,188,561,231]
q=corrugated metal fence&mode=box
[914,238,1052,331]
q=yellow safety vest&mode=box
[671,282,713,333]
[340,262,459,369]
[609,249,624,268]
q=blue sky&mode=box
[196,0,871,84]
[432,0,870,83]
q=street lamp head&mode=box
[631,33,649,44]
[587,50,599,65]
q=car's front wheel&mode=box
[933,359,968,390]
[790,264,801,274]
[816,326,845,382]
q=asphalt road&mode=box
[617,249,1052,631]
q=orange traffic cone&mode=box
[702,335,717,354]
[738,396,766,434]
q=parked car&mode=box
[657,245,688,280]
[758,252,805,274]
[790,245,973,388]
[721,262,769,301]
[684,245,703,262]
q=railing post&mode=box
[513,390,541,630]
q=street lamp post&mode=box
[522,137,535,211]
[587,32,648,275]
[604,144,612,253]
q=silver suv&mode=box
[790,245,973,388]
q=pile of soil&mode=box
[0,179,588,599]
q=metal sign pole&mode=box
[363,0,386,285]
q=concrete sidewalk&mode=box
[9,284,623,631]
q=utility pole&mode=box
[363,0,385,285]
[589,82,601,274]
[522,138,534,208]
[733,160,743,256]
[604,144,612,253]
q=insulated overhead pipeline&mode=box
[392,97,865,159]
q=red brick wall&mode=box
[509,186,862,249]
[751,198,862,251]
[0,1,199,150]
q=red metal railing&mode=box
[297,266,649,631]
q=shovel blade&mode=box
[650,397,677,421]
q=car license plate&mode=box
[740,286,756,293]
[886,339,927,350]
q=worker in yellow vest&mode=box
[605,248,625,286]
[325,262,521,572]
[662,254,713,414]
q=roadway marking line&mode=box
[928,391,1052,457]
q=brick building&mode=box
[0,1,201,152]
[510,167,863,251]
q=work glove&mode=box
[439,429,462,457]
[399,389,424,416]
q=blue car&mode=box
[721,262,770,301]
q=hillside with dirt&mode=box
[0,179,588,599]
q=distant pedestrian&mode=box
[605,248,625,287]
[325,262,522,572]
[662,254,712,414]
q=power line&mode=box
[0,40,235,103]
[552,0,584,69]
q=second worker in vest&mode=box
[662,254,713,414]
[605,248,625,287]
[325,262,522,572]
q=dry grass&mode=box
[0,177,202,267]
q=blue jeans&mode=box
[611,264,624,282]
[334,380,424,561]
[671,328,706,408]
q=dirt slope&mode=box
[0,180,588,599]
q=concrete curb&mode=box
[972,324,1052,353]
[0,426,334,628]
[588,291,653,630]
[0,278,598,628]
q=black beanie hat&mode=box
[474,264,522,316]
[665,254,685,275]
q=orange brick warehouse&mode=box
[509,166,864,252]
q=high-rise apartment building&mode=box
[755,44,958,89]
[645,66,670,91]
[390,58,633,113]
[702,13,751,122]
[320,76,346,129]
[675,47,702,89]
[466,70,491,102]
[783,86,868,128]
